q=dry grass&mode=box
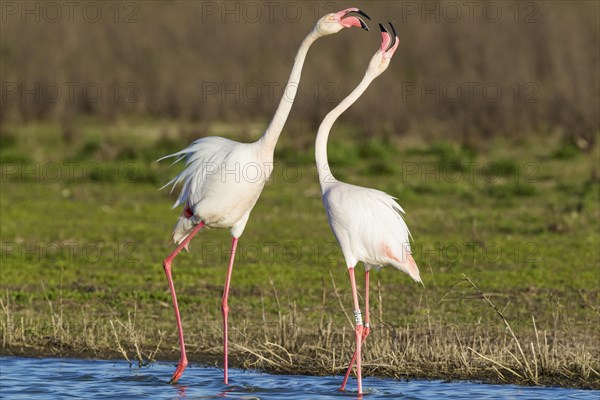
[2,275,598,389]
[1,122,597,388]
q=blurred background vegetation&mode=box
[1,2,599,382]
[1,0,598,144]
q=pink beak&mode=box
[333,8,371,31]
[380,22,399,59]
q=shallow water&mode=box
[0,356,596,399]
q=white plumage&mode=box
[159,138,265,241]
[156,8,371,386]
[315,27,420,282]
[314,23,420,395]
[323,182,420,280]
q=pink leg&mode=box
[222,237,239,384]
[343,267,364,395]
[340,270,370,392]
[163,221,205,384]
[364,270,370,329]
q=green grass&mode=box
[1,120,599,386]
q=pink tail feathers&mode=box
[382,243,422,283]
[404,253,422,283]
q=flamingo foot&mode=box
[169,358,188,384]
[339,325,370,392]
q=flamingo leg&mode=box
[364,269,371,331]
[342,267,364,395]
[340,270,370,392]
[163,221,205,384]
[222,237,239,384]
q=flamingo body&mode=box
[160,138,266,240]
[322,181,420,281]
[157,8,371,385]
[314,23,420,395]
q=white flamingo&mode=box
[158,8,370,385]
[314,23,422,395]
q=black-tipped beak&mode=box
[380,22,397,51]
[389,21,397,37]
[355,9,371,21]
[358,18,369,31]
[341,9,370,31]
[388,21,397,49]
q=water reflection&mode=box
[172,384,188,398]
[0,356,597,400]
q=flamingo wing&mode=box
[324,182,421,282]
[158,136,239,209]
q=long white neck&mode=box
[257,31,320,156]
[315,71,376,189]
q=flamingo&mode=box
[157,8,370,385]
[314,23,422,395]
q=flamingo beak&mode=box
[334,8,371,31]
[379,22,399,58]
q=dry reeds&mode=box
[1,1,598,143]
[1,276,598,388]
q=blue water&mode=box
[0,357,596,399]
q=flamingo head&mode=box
[314,8,370,36]
[366,22,399,77]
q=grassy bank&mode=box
[1,120,599,388]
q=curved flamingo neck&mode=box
[258,31,320,156]
[315,72,376,189]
